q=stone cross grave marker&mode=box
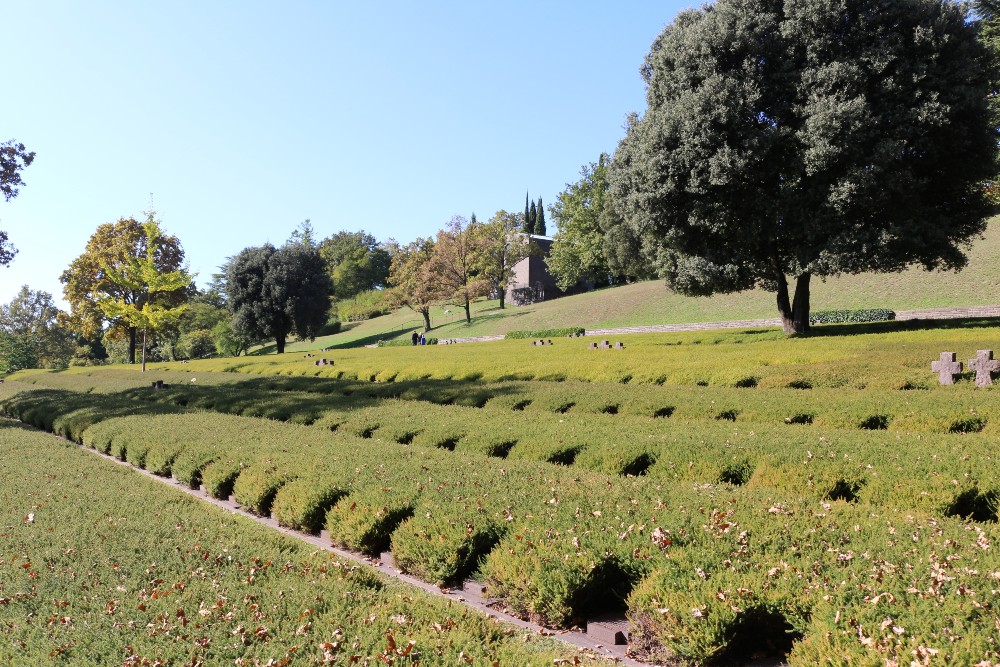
[931,352,963,385]
[969,350,1000,387]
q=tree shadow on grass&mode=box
[802,316,1000,339]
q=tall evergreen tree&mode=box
[521,191,535,234]
[534,197,547,236]
[528,201,537,234]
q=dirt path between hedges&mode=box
[438,305,1000,344]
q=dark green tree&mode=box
[609,0,997,334]
[523,192,533,233]
[534,197,546,236]
[225,242,331,354]
[528,201,537,234]
[975,1,1000,204]
[0,139,35,267]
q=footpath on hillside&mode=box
[434,305,1000,345]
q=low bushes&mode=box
[0,421,595,666]
[809,308,895,324]
[504,327,585,339]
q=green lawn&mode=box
[269,218,1000,351]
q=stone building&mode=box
[505,235,561,305]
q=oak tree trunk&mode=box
[776,272,811,334]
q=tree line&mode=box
[0,205,541,370]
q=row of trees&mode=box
[390,210,534,330]
[523,193,547,236]
[7,204,532,371]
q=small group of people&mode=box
[411,331,426,346]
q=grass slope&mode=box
[277,218,1000,351]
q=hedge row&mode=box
[20,368,1000,439]
[0,420,603,666]
[809,308,896,324]
[504,327,586,339]
[6,382,1000,664]
[10,374,1000,514]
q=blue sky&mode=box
[2,1,689,306]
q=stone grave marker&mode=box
[587,613,631,645]
[970,350,1000,387]
[931,352,963,385]
[614,342,625,350]
[598,340,611,349]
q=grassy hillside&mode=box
[273,218,1000,351]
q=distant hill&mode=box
[277,218,1000,352]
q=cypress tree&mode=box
[524,191,535,234]
[528,201,537,234]
[534,197,546,236]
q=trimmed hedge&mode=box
[809,308,895,324]
[504,327,585,339]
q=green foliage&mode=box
[609,0,997,334]
[475,210,534,309]
[0,139,35,267]
[226,242,332,353]
[13,318,1000,663]
[809,309,895,325]
[175,329,216,359]
[504,327,585,339]
[317,230,392,301]
[337,289,395,322]
[0,286,74,370]
[0,333,39,375]
[534,197,546,236]
[547,155,614,290]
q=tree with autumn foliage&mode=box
[95,219,194,371]
[61,213,191,364]
[476,210,535,309]
[428,216,488,324]
[388,237,443,332]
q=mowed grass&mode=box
[273,217,1000,350]
[131,317,1000,391]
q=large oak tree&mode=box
[225,241,331,354]
[609,0,997,333]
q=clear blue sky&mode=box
[2,1,689,306]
